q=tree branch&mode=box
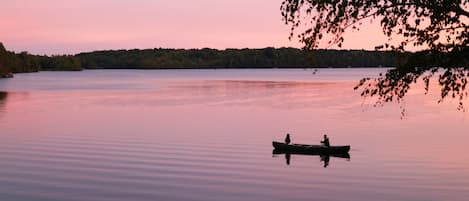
[456,5,469,17]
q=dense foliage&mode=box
[37,55,82,71]
[281,0,468,52]
[282,0,469,112]
[2,43,411,76]
[77,48,403,69]
[0,43,8,76]
[0,42,82,77]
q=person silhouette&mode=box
[320,134,330,147]
[285,133,291,145]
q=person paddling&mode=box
[321,134,330,147]
[284,133,291,145]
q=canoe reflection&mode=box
[272,149,350,168]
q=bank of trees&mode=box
[1,42,413,76]
[37,55,81,71]
[77,48,403,69]
[0,43,8,76]
[0,43,40,75]
[0,42,82,77]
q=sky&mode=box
[0,0,389,55]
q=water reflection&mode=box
[2,70,469,201]
[159,80,355,109]
[0,91,31,118]
[0,91,8,113]
[273,149,350,168]
[87,79,357,110]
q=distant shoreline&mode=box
[1,45,403,77]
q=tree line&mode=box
[0,43,81,77]
[76,48,404,69]
[0,43,409,77]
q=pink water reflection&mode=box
[0,70,469,201]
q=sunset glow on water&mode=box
[1,69,469,201]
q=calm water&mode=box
[0,69,468,201]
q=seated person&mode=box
[320,134,330,147]
[284,133,291,145]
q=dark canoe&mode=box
[272,141,350,154]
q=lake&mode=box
[0,69,468,201]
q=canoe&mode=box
[272,141,350,154]
[272,149,350,159]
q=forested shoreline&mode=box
[1,42,409,78]
[77,48,404,69]
[0,43,81,77]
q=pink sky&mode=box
[0,0,389,55]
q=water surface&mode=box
[0,69,468,201]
